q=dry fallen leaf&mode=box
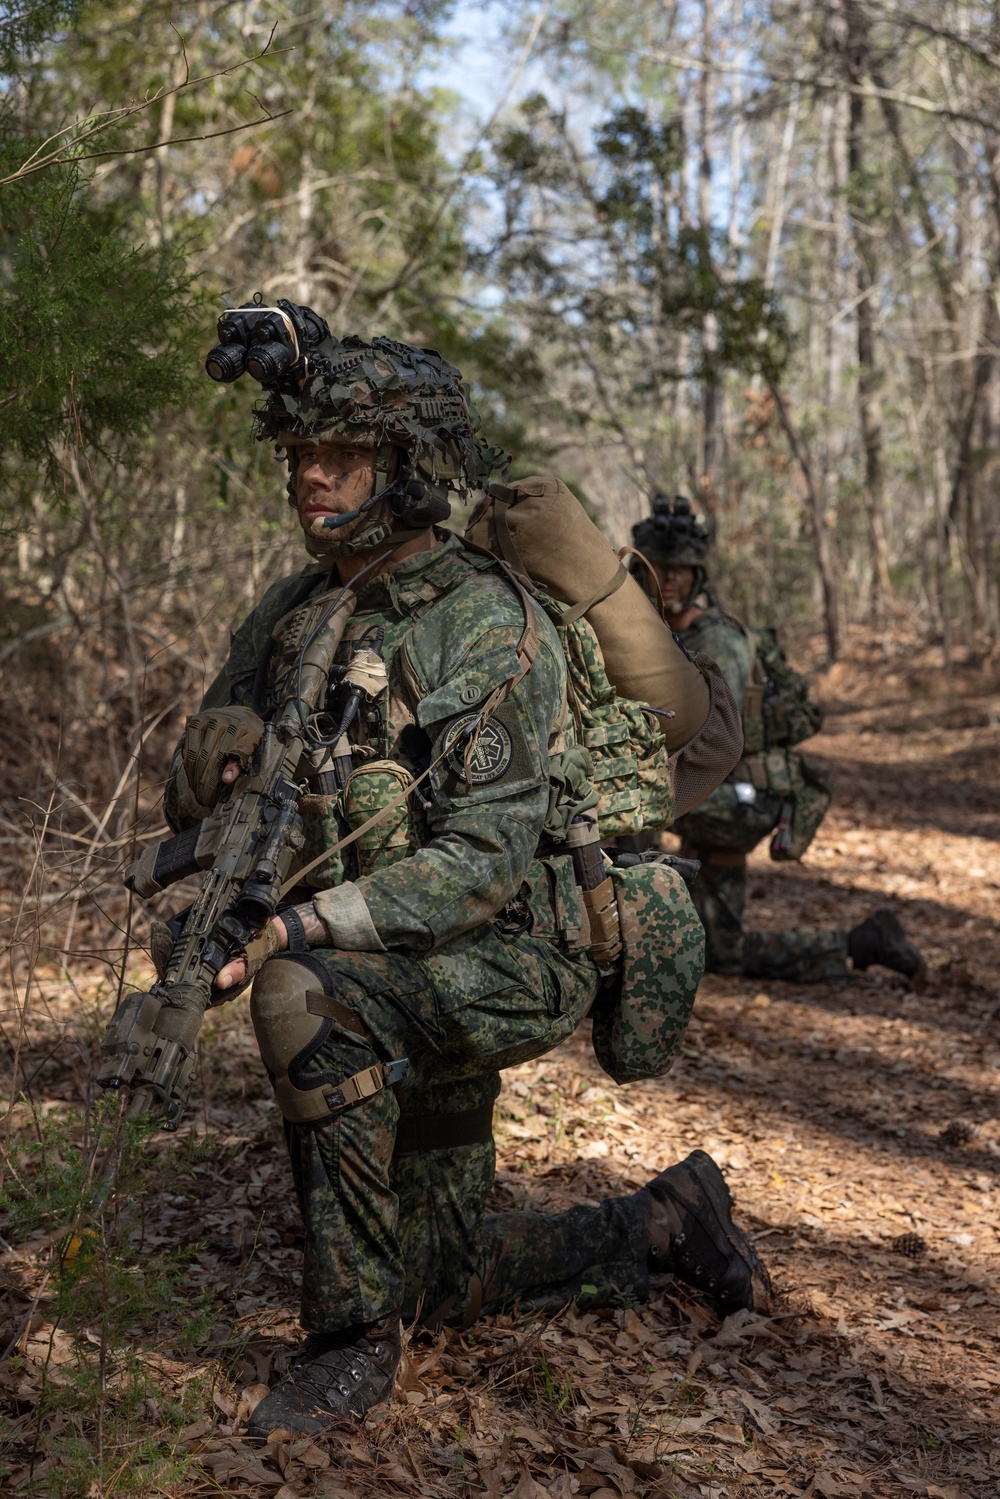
[177,1417,213,1444]
[236,1381,270,1421]
[511,1464,552,1499]
[478,1466,506,1499]
[811,1473,865,1498]
[212,1386,238,1419]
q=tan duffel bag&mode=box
[466,475,743,813]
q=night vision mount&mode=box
[205,294,332,390]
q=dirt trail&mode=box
[2,640,999,1497]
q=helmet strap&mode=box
[677,565,707,613]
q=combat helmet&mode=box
[205,297,507,555]
[630,495,712,611]
[260,334,508,555]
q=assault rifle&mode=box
[97,582,361,1134]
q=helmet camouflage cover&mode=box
[253,334,508,553]
[631,494,711,568]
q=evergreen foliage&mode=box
[0,1,199,513]
[479,93,788,493]
[0,156,199,487]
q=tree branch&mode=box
[1,30,291,188]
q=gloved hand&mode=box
[210,919,285,1003]
[180,707,265,810]
[152,910,289,1002]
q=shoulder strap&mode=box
[553,561,628,627]
[454,542,541,787]
[615,546,665,620]
[493,495,528,575]
[742,652,765,719]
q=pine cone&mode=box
[890,1233,927,1259]
[939,1120,979,1146]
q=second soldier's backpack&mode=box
[741,627,822,754]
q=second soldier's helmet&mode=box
[631,494,711,567]
[251,329,508,554]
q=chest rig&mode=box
[264,594,409,888]
[263,545,536,890]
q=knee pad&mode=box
[250,956,401,1124]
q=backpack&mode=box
[553,603,673,836]
[741,627,822,754]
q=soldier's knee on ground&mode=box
[250,955,390,1124]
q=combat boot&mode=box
[848,905,924,979]
[246,1314,401,1438]
[635,1149,771,1317]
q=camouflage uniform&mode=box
[169,533,701,1330]
[672,609,848,984]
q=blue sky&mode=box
[421,0,552,152]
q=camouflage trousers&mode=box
[674,782,847,984]
[268,925,652,1335]
[682,856,848,983]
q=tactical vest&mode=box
[269,570,672,903]
[741,626,822,755]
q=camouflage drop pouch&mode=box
[590,863,704,1084]
[770,750,833,862]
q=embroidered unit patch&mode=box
[443,712,514,785]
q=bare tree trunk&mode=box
[843,0,892,619]
[291,44,319,305]
[814,93,844,651]
[927,361,954,668]
[763,87,799,295]
[697,0,718,508]
[160,482,187,614]
[767,380,841,662]
[949,292,998,632]
[726,0,745,263]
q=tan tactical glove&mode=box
[208,920,284,1005]
[180,706,265,810]
[150,914,282,1001]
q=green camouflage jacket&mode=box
[165,532,569,954]
[678,609,755,711]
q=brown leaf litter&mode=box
[1,634,999,1497]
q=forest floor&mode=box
[2,633,1000,1499]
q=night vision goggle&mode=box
[205,294,331,388]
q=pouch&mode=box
[770,751,833,862]
[343,759,416,876]
[297,793,348,888]
[590,863,703,1084]
[519,855,589,952]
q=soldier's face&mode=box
[654,563,696,614]
[294,442,377,542]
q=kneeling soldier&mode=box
[631,495,923,985]
[164,324,768,1436]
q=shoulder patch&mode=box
[443,711,514,785]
